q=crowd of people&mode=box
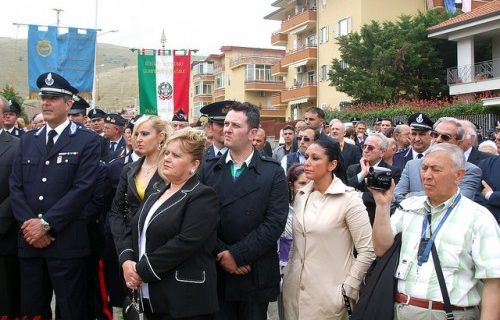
[0,72,499,320]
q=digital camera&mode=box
[366,166,392,190]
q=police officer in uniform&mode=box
[9,72,101,320]
[88,108,107,136]
[102,113,126,162]
[2,99,25,137]
[68,95,90,126]
[200,100,230,163]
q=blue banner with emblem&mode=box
[28,25,96,94]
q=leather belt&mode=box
[395,292,475,311]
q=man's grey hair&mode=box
[434,117,464,141]
[394,124,409,136]
[329,119,345,131]
[424,143,465,171]
[478,140,498,155]
[369,132,388,151]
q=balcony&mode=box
[281,45,317,67]
[193,95,213,103]
[229,56,281,69]
[260,106,287,119]
[213,88,225,98]
[281,9,316,34]
[447,58,500,95]
[244,80,285,92]
[281,82,317,103]
[193,73,214,82]
[271,93,286,107]
[214,64,225,74]
[271,61,287,76]
[271,31,288,46]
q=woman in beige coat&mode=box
[283,139,375,320]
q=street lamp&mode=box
[91,29,118,108]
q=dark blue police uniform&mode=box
[9,72,101,320]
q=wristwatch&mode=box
[40,218,51,231]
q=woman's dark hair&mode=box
[311,139,347,184]
[287,164,305,203]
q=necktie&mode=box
[127,152,133,163]
[217,151,222,157]
[417,153,423,159]
[46,130,57,153]
[110,141,117,152]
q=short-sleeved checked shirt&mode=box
[391,191,500,307]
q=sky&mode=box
[1,0,281,55]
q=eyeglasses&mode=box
[362,144,376,152]
[430,131,453,142]
[296,135,311,142]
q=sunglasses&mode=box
[430,131,453,142]
[296,135,311,142]
[362,144,376,152]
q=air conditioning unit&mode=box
[297,66,307,73]
[321,103,330,109]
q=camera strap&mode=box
[417,194,461,266]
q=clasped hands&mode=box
[217,250,251,275]
[21,218,54,248]
[123,260,143,289]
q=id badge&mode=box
[395,258,413,280]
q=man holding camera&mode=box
[369,143,500,320]
[347,132,401,224]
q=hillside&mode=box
[0,37,205,114]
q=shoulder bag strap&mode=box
[431,241,455,320]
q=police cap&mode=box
[200,100,234,124]
[374,117,382,125]
[87,108,106,119]
[37,72,78,97]
[69,95,90,115]
[127,115,143,131]
[407,113,434,131]
[4,99,22,115]
[105,113,126,127]
[350,116,360,124]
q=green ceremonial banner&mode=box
[138,54,157,115]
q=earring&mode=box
[190,168,195,175]
[157,143,162,151]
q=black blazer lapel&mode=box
[127,158,144,201]
[0,132,13,158]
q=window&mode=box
[320,26,329,44]
[246,64,273,81]
[307,34,317,47]
[215,73,225,89]
[193,62,213,75]
[307,71,316,85]
[193,102,209,117]
[193,81,212,96]
[339,60,349,69]
[337,17,351,37]
[321,65,328,81]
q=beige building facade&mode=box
[266,0,428,120]
[189,46,285,123]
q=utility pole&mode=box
[52,8,64,26]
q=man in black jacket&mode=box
[199,101,288,320]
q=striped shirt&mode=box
[391,191,500,306]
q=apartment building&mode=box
[265,0,428,120]
[190,46,285,123]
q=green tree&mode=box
[1,84,24,106]
[329,10,455,103]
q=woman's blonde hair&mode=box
[158,128,206,181]
[132,115,173,149]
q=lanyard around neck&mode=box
[417,194,461,266]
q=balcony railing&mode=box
[244,80,285,91]
[281,45,317,67]
[281,8,317,33]
[447,59,499,85]
[281,81,317,102]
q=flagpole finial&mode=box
[161,29,167,50]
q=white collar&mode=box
[213,145,227,155]
[225,149,254,167]
[0,129,3,135]
[463,147,472,161]
[412,148,425,159]
[46,119,70,137]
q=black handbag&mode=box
[123,290,143,320]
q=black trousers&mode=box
[0,255,21,318]
[19,257,88,320]
[142,299,214,320]
[215,300,268,320]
